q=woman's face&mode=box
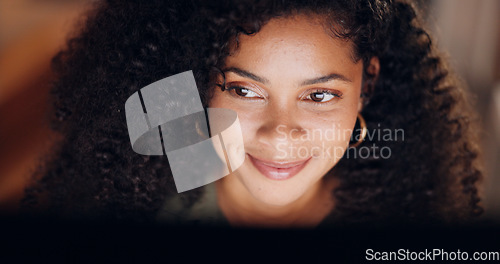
[209,15,364,206]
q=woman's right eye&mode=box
[226,86,262,98]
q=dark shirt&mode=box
[156,183,230,227]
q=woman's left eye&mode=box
[304,91,340,103]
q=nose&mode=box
[255,103,306,156]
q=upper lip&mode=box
[248,154,311,169]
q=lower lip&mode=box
[248,155,311,181]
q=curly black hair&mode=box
[22,0,483,224]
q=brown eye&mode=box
[306,91,338,103]
[309,92,326,102]
[226,86,261,98]
[235,87,249,96]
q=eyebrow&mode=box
[300,73,352,86]
[222,67,269,84]
[223,67,352,86]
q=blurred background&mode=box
[1,0,499,220]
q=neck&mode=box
[215,174,337,228]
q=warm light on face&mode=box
[209,15,364,206]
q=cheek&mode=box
[208,90,259,145]
[299,107,359,162]
[235,111,261,142]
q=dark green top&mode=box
[156,183,230,227]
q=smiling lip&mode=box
[248,154,311,181]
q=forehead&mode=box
[231,15,355,56]
[224,15,360,81]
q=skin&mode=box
[209,15,378,228]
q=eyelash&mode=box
[224,84,343,104]
[306,89,343,104]
[224,84,264,100]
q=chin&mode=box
[246,183,306,207]
[259,193,304,207]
